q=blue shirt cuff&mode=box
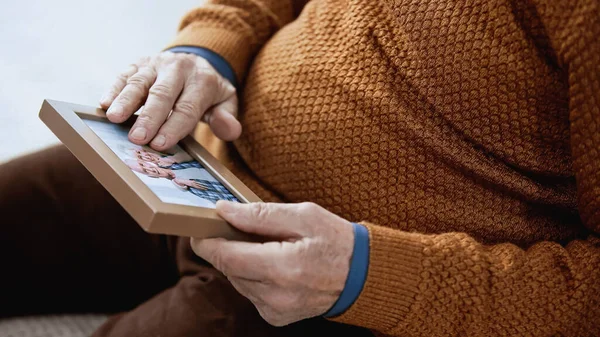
[166,46,238,89]
[323,222,370,317]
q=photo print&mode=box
[84,119,240,208]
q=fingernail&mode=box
[107,105,122,117]
[130,127,147,141]
[152,134,166,147]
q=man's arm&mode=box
[330,1,600,335]
[183,1,600,335]
[166,0,312,83]
[100,0,311,152]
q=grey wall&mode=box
[0,0,202,162]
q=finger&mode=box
[148,82,202,150]
[129,68,184,145]
[107,65,157,123]
[216,201,313,238]
[190,237,280,280]
[150,68,233,149]
[202,95,242,141]
[100,64,138,110]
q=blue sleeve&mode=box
[166,46,238,89]
[323,222,370,317]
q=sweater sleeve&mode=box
[329,1,600,336]
[165,0,311,83]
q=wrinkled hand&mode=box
[191,201,355,326]
[100,51,241,151]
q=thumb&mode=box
[202,95,242,141]
[216,201,311,239]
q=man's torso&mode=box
[226,0,587,247]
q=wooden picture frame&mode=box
[39,99,261,240]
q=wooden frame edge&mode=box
[39,99,258,240]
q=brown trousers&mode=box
[0,146,372,337]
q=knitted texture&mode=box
[171,0,600,336]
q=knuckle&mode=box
[116,72,130,83]
[194,67,219,87]
[103,90,117,101]
[124,63,139,75]
[135,113,158,127]
[170,59,187,73]
[148,83,173,100]
[171,55,195,71]
[174,100,199,119]
[115,92,133,106]
[298,202,319,214]
[223,82,237,96]
[159,50,174,60]
[127,74,150,91]
[251,203,271,223]
[194,56,211,68]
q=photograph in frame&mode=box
[39,99,261,240]
[83,119,240,208]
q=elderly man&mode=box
[1,0,599,336]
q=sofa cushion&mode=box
[0,314,107,337]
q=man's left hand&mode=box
[190,201,355,326]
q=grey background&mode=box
[0,0,203,162]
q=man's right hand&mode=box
[100,51,241,151]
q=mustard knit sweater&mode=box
[169,0,600,336]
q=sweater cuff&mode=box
[328,223,425,331]
[165,23,253,83]
[323,223,370,317]
[166,46,238,89]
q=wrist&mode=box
[166,46,238,89]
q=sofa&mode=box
[0,314,107,337]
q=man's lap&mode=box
[0,145,179,317]
[0,145,374,337]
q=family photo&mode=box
[84,119,239,208]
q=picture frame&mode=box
[39,99,261,240]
